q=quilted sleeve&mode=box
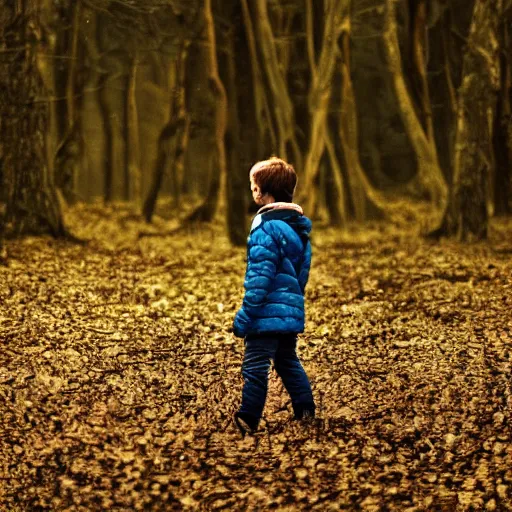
[233,228,279,337]
[298,239,312,294]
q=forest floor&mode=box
[1,203,512,512]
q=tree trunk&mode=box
[78,6,100,201]
[241,0,276,155]
[37,0,59,210]
[223,21,247,246]
[338,30,366,222]
[171,44,190,211]
[338,49,404,223]
[0,1,65,236]
[305,0,317,79]
[436,0,502,241]
[96,15,125,204]
[349,0,417,197]
[493,17,512,215]
[124,53,141,208]
[324,130,346,226]
[300,0,346,217]
[383,0,448,232]
[268,2,296,76]
[55,0,83,205]
[338,6,421,226]
[98,73,115,203]
[253,0,302,171]
[427,10,458,184]
[408,0,434,141]
[143,118,186,223]
[185,0,228,224]
[143,42,189,223]
[66,0,80,134]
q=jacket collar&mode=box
[257,202,304,216]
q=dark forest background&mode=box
[2,3,512,509]
[1,0,511,246]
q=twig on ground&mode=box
[86,327,116,334]
[119,360,159,365]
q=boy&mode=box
[233,157,315,437]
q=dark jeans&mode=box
[238,333,315,427]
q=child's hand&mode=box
[233,308,251,338]
[233,325,245,339]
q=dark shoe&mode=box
[301,409,315,420]
[234,412,258,438]
[293,402,316,420]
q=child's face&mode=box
[250,173,264,205]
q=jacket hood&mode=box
[257,203,312,240]
[257,202,303,215]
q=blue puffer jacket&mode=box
[233,205,312,338]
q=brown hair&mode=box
[250,157,297,203]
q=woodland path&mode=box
[1,207,512,511]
